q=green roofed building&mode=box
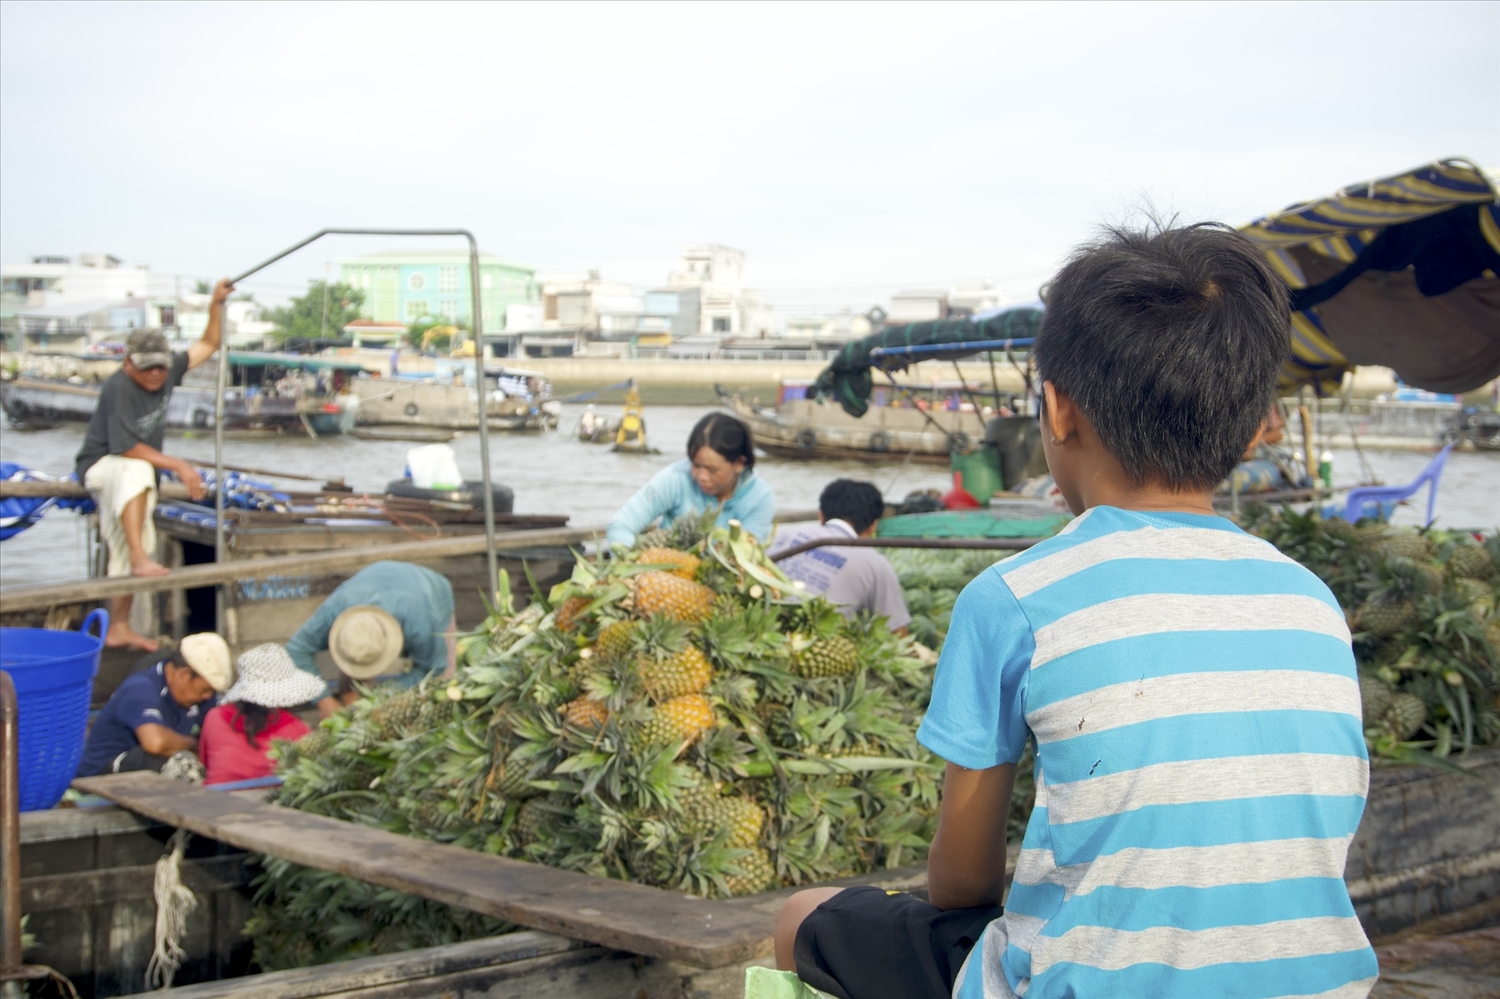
[339,250,538,330]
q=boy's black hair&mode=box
[819,479,885,534]
[1034,222,1289,491]
[687,412,756,471]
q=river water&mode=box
[3,403,1497,587]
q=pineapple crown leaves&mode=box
[630,614,691,661]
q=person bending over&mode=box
[607,412,774,548]
[200,643,322,785]
[74,279,234,650]
[774,223,1378,998]
[76,633,233,777]
[770,479,910,634]
[284,560,457,718]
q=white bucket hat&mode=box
[328,605,404,679]
[224,644,327,708]
[178,633,234,693]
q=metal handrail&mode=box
[770,535,1044,561]
[218,229,499,613]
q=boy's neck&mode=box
[1074,472,1217,517]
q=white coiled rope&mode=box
[145,828,198,990]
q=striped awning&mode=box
[1239,159,1500,395]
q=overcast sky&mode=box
[2,1,1496,315]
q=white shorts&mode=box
[83,455,158,577]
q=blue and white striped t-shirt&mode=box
[918,506,1378,999]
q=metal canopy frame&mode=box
[215,229,499,621]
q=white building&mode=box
[1,253,179,314]
[664,243,776,337]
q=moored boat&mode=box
[350,364,560,431]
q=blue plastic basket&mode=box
[1,609,107,810]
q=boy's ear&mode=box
[1041,381,1077,445]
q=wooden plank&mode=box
[73,772,776,969]
[1,479,192,500]
[0,524,599,613]
[154,932,585,999]
[21,854,251,910]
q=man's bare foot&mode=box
[106,622,160,652]
[130,555,170,577]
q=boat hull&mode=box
[351,379,558,431]
[724,393,987,463]
[0,377,353,436]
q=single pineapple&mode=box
[366,687,438,740]
[1358,557,1431,636]
[1448,543,1494,580]
[555,595,591,632]
[680,780,764,848]
[1384,693,1427,740]
[594,619,638,665]
[562,696,609,730]
[634,526,674,550]
[515,797,553,845]
[1370,530,1432,563]
[292,726,332,761]
[723,848,778,895]
[637,694,716,748]
[488,750,540,800]
[791,635,860,678]
[639,645,714,701]
[638,547,701,580]
[755,701,799,749]
[1358,674,1396,724]
[631,572,716,624]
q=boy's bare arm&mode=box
[928,761,1016,910]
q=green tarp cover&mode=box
[813,309,1043,418]
[875,510,1071,539]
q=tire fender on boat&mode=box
[404,402,420,418]
[192,409,210,429]
[949,430,971,452]
[869,431,891,453]
[795,429,817,451]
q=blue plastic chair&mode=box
[1341,442,1455,525]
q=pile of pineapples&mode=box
[247,517,941,968]
[1243,507,1500,762]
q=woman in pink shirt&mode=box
[200,643,324,785]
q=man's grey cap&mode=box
[126,328,171,369]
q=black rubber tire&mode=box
[795,429,817,451]
[869,431,891,453]
[404,402,419,418]
[948,430,971,452]
[192,409,210,429]
[384,478,515,514]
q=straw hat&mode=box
[224,644,327,708]
[178,633,233,692]
[328,605,404,679]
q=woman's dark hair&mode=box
[819,479,885,534]
[687,413,755,471]
[232,702,280,749]
[1034,221,1289,492]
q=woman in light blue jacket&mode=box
[607,413,775,548]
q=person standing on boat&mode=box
[283,560,457,718]
[770,479,911,634]
[606,412,774,548]
[74,278,234,651]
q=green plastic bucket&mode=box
[950,446,1003,504]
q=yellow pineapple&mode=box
[637,694,716,748]
[594,619,638,665]
[639,645,714,701]
[562,696,609,730]
[791,635,859,678]
[555,595,590,632]
[638,547,701,580]
[631,571,715,624]
[723,848,778,895]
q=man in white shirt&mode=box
[771,480,911,634]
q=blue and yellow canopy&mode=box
[1239,158,1499,394]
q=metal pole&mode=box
[226,228,499,608]
[466,238,499,600]
[213,295,229,634]
[1,672,23,996]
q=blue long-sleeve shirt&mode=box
[285,561,454,694]
[606,459,775,547]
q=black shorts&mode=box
[793,886,1002,999]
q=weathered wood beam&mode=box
[0,524,602,613]
[21,854,250,910]
[0,480,189,500]
[71,772,775,968]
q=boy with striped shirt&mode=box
[775,223,1378,998]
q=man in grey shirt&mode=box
[75,279,233,651]
[771,480,911,633]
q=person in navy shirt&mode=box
[76,632,234,777]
